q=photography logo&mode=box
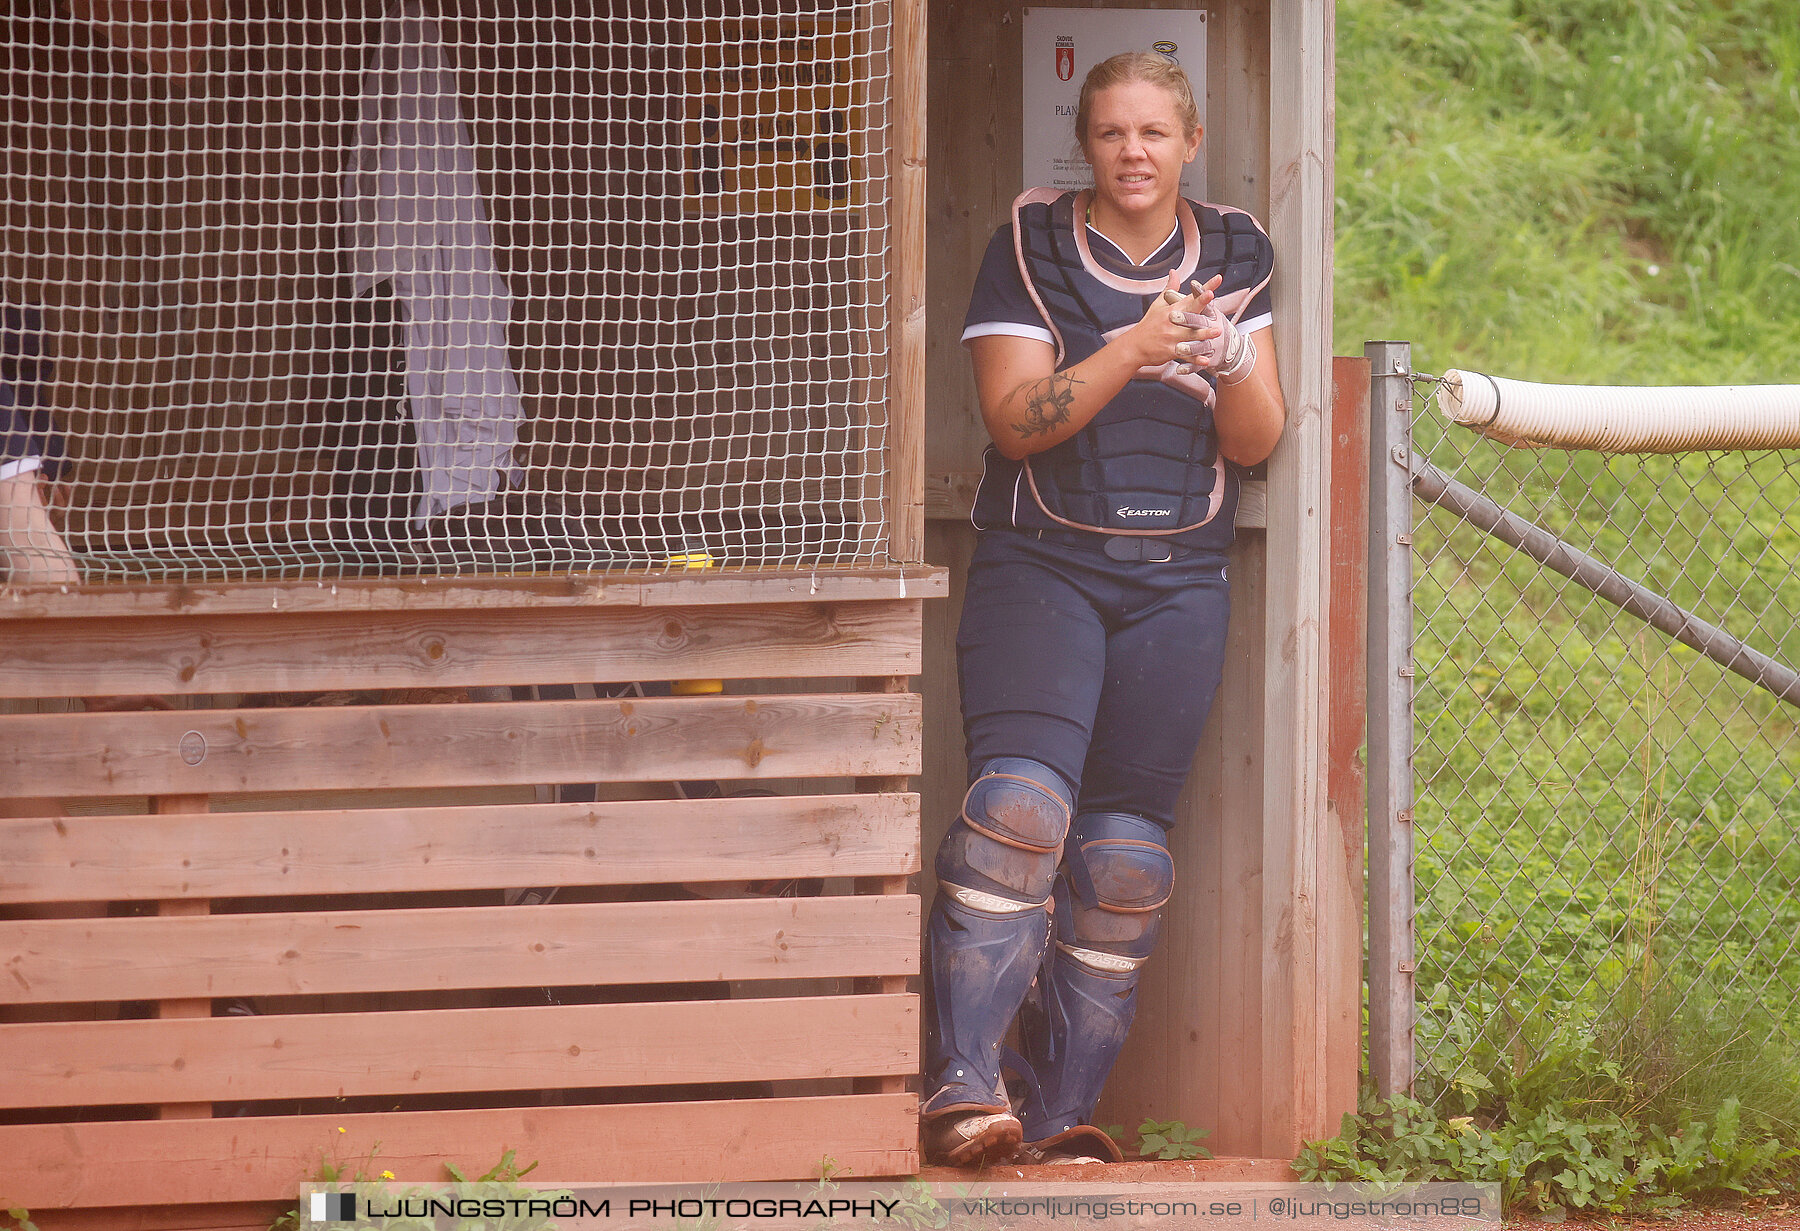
[308,1192,357,1222]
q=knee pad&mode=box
[1055,812,1174,970]
[934,757,1074,912]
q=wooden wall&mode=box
[0,569,941,1212]
[922,0,1353,1157]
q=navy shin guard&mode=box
[922,758,1073,1117]
[1014,812,1173,1139]
[924,893,1050,1115]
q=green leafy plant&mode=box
[668,1188,725,1231]
[269,1143,549,1231]
[1329,1,1800,1211]
[4,1206,38,1231]
[882,1179,951,1231]
[1296,1081,1797,1216]
[270,1137,389,1231]
[1135,1118,1213,1161]
[444,1147,538,1184]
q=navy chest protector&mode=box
[991,188,1272,540]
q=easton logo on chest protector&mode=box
[1007,186,1273,537]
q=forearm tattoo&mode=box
[1011,372,1081,439]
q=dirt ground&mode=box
[1550,1198,1800,1231]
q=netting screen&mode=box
[1,0,893,581]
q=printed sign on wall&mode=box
[1021,8,1208,197]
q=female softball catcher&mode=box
[923,51,1288,1167]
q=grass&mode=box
[1406,436,1800,1119]
[1336,0,1800,385]
[1598,987,1800,1137]
[1336,0,1800,1148]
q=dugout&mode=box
[1,0,933,1218]
[0,0,1354,1220]
[920,0,1356,1161]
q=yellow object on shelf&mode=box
[668,549,724,695]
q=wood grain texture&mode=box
[0,568,949,623]
[1099,537,1267,1157]
[847,673,916,1102]
[917,521,976,924]
[151,794,212,1121]
[889,0,928,561]
[3,895,921,1004]
[1326,355,1372,1127]
[0,793,919,904]
[1,994,918,1108]
[1264,0,1337,1157]
[1215,543,1271,1156]
[0,694,922,798]
[923,0,1007,476]
[0,1093,919,1207]
[34,1202,288,1231]
[922,470,981,522]
[1214,0,1273,216]
[0,602,922,699]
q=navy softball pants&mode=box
[955,529,1232,828]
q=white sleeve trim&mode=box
[962,321,1056,346]
[0,456,44,482]
[1237,311,1273,337]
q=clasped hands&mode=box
[1135,271,1253,384]
[1156,272,1235,375]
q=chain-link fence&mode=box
[1392,364,1800,1100]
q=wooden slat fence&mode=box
[0,578,932,1213]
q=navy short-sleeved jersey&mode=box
[1,305,62,483]
[959,201,1276,546]
[962,221,1273,350]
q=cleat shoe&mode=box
[922,1107,1024,1167]
[1019,1125,1124,1165]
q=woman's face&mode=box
[1081,79,1200,222]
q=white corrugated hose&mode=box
[1440,370,1800,452]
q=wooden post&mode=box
[887,0,928,562]
[153,792,213,1120]
[1326,356,1372,1125]
[1213,0,1273,215]
[1264,0,1337,1157]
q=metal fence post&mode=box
[1365,340,1417,1098]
